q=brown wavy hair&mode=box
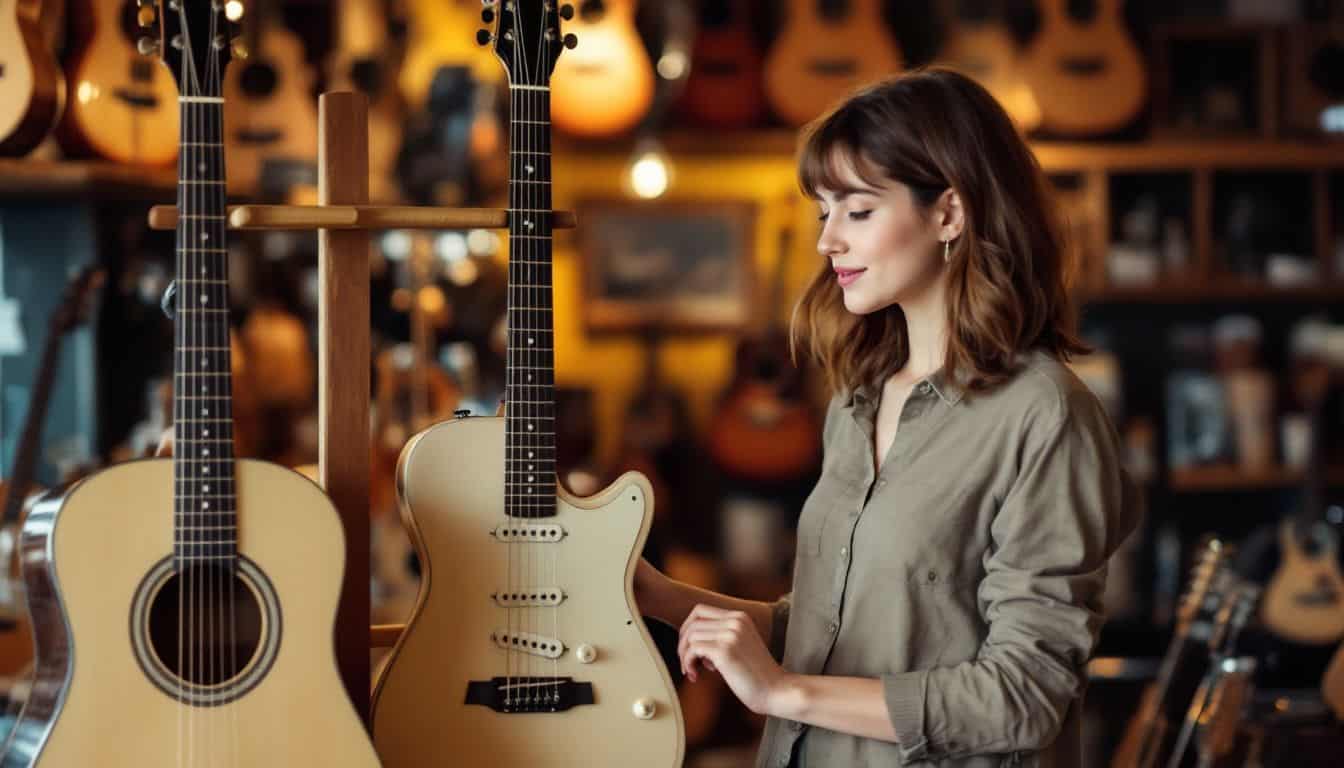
[790,68,1089,397]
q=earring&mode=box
[943,239,950,263]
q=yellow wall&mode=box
[536,148,820,466]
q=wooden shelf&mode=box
[0,159,177,199]
[1082,280,1344,304]
[558,134,1344,171]
[1170,465,1344,492]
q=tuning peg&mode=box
[481,7,494,23]
[560,4,574,20]
[563,33,577,49]
[231,38,248,60]
[137,4,156,27]
[476,29,493,46]
[136,37,160,56]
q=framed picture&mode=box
[576,199,756,332]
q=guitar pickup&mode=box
[491,523,566,543]
[493,589,566,608]
[493,630,564,659]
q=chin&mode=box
[841,290,893,316]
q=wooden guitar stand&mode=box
[149,91,576,725]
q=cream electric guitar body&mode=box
[2,4,378,766]
[371,2,682,765]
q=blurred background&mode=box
[2,0,1344,764]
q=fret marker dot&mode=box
[528,452,534,458]
[201,267,207,275]
[527,374,533,382]
[200,294,208,304]
[528,475,535,482]
[528,464,534,471]
[202,501,210,510]
[203,449,210,456]
[201,386,208,393]
[527,337,535,345]
[203,485,210,492]
[527,424,534,431]
[198,162,206,172]
[201,357,208,366]
[526,164,535,174]
[201,232,209,242]
[203,429,210,436]
[203,467,211,475]
[202,408,209,415]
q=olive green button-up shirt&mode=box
[757,349,1140,768]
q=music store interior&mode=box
[1,0,1344,765]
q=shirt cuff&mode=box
[882,669,931,763]
[768,595,791,663]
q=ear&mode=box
[934,188,965,242]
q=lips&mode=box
[834,266,865,287]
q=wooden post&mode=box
[317,91,372,724]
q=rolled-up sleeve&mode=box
[881,392,1139,762]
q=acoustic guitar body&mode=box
[935,2,1041,132]
[1261,518,1344,645]
[550,0,654,138]
[1021,0,1146,136]
[763,0,903,127]
[0,0,65,156]
[58,0,178,165]
[222,21,318,194]
[677,0,764,129]
[398,0,504,109]
[5,459,380,767]
[371,416,684,767]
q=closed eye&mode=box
[848,210,873,221]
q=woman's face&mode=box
[814,153,947,316]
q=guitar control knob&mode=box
[560,4,574,20]
[454,409,472,419]
[136,37,160,56]
[476,29,493,46]
[575,644,597,664]
[632,698,656,720]
[563,33,578,50]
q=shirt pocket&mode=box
[861,478,989,593]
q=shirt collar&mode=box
[844,366,966,409]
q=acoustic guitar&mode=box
[398,0,504,110]
[2,4,380,765]
[708,207,820,483]
[58,0,178,165]
[327,0,405,203]
[550,0,655,138]
[763,0,903,127]
[1110,538,1234,768]
[1020,0,1146,136]
[676,0,764,129]
[370,3,684,764]
[1260,393,1344,645]
[934,0,1040,132]
[222,0,318,194]
[0,266,102,750]
[0,0,65,156]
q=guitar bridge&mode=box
[465,677,594,713]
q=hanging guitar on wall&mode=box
[0,0,65,156]
[549,0,655,138]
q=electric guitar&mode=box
[549,0,655,138]
[370,2,684,765]
[57,0,179,165]
[676,0,764,129]
[0,0,65,156]
[4,3,380,765]
[1110,538,1234,768]
[222,0,318,194]
[1020,0,1146,136]
[763,0,903,127]
[934,0,1041,132]
[0,266,102,748]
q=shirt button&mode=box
[827,620,839,634]
[918,382,932,395]
[840,546,848,558]
[927,570,938,583]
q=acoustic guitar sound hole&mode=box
[145,564,265,687]
[238,63,278,98]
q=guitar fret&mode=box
[515,119,550,125]
[509,235,552,240]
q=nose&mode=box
[816,217,845,259]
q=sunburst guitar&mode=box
[1,3,380,766]
[370,2,684,766]
[549,0,654,138]
[58,0,178,165]
[763,0,903,126]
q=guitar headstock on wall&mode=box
[48,266,107,338]
[138,0,241,94]
[477,0,575,87]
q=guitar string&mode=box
[514,11,534,705]
[505,13,520,709]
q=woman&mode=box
[635,68,1139,767]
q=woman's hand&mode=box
[678,603,792,716]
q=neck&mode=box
[895,270,950,378]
